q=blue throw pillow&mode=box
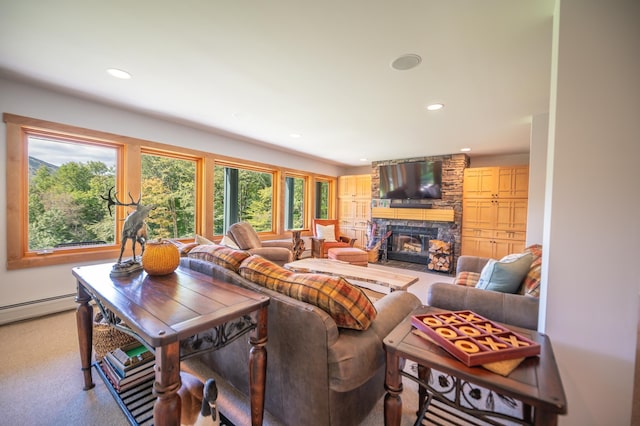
[475,253,534,293]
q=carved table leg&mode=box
[249,306,268,426]
[384,351,402,426]
[153,341,182,426]
[75,282,94,390]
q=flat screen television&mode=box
[379,160,442,199]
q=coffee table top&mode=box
[284,257,418,291]
[384,306,567,415]
[73,262,270,347]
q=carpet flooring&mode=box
[0,263,452,426]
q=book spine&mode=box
[99,360,122,392]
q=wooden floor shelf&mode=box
[93,361,234,426]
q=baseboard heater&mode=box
[0,293,77,325]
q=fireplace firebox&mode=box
[387,225,453,272]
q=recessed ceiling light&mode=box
[460,148,472,152]
[289,133,301,138]
[360,158,368,162]
[427,103,444,111]
[106,68,132,79]
[391,54,422,71]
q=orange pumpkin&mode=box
[142,239,180,275]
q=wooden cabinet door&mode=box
[494,200,528,231]
[462,237,496,258]
[338,176,356,198]
[492,240,526,259]
[497,166,529,198]
[355,175,371,198]
[353,198,371,222]
[338,198,354,220]
[463,168,496,198]
[462,199,495,229]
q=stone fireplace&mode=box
[370,154,468,273]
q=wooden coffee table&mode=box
[384,306,567,426]
[74,262,269,426]
[284,257,418,292]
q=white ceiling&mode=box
[0,1,555,166]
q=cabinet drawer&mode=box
[494,230,526,241]
[462,228,494,239]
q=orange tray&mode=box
[411,310,540,367]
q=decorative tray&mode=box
[411,310,540,367]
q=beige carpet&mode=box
[0,264,451,426]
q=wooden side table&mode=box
[74,263,269,426]
[291,229,304,260]
[383,306,567,426]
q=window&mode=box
[213,164,274,235]
[284,175,306,230]
[27,135,118,251]
[315,179,330,219]
[5,113,336,269]
[141,152,197,239]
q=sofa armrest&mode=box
[456,255,492,274]
[370,291,422,340]
[427,282,539,330]
[262,240,294,250]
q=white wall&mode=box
[526,113,549,246]
[0,77,343,320]
[543,1,640,424]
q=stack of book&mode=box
[100,342,155,392]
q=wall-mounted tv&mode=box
[379,160,442,199]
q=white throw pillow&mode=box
[220,235,240,249]
[195,234,215,245]
[315,224,337,242]
[475,252,534,293]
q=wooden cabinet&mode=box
[464,166,529,199]
[462,166,529,259]
[338,174,371,248]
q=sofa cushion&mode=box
[187,244,251,272]
[239,255,377,330]
[476,252,534,293]
[522,257,542,297]
[454,271,481,287]
[521,244,543,297]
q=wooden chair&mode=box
[311,219,356,258]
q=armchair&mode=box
[226,221,293,266]
[311,218,356,258]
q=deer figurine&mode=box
[101,187,155,264]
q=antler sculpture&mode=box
[101,187,155,264]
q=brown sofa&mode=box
[179,255,422,426]
[427,252,541,330]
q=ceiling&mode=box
[0,1,555,167]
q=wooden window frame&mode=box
[4,113,336,270]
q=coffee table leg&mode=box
[384,351,403,426]
[153,341,181,426]
[249,306,268,426]
[75,282,94,391]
